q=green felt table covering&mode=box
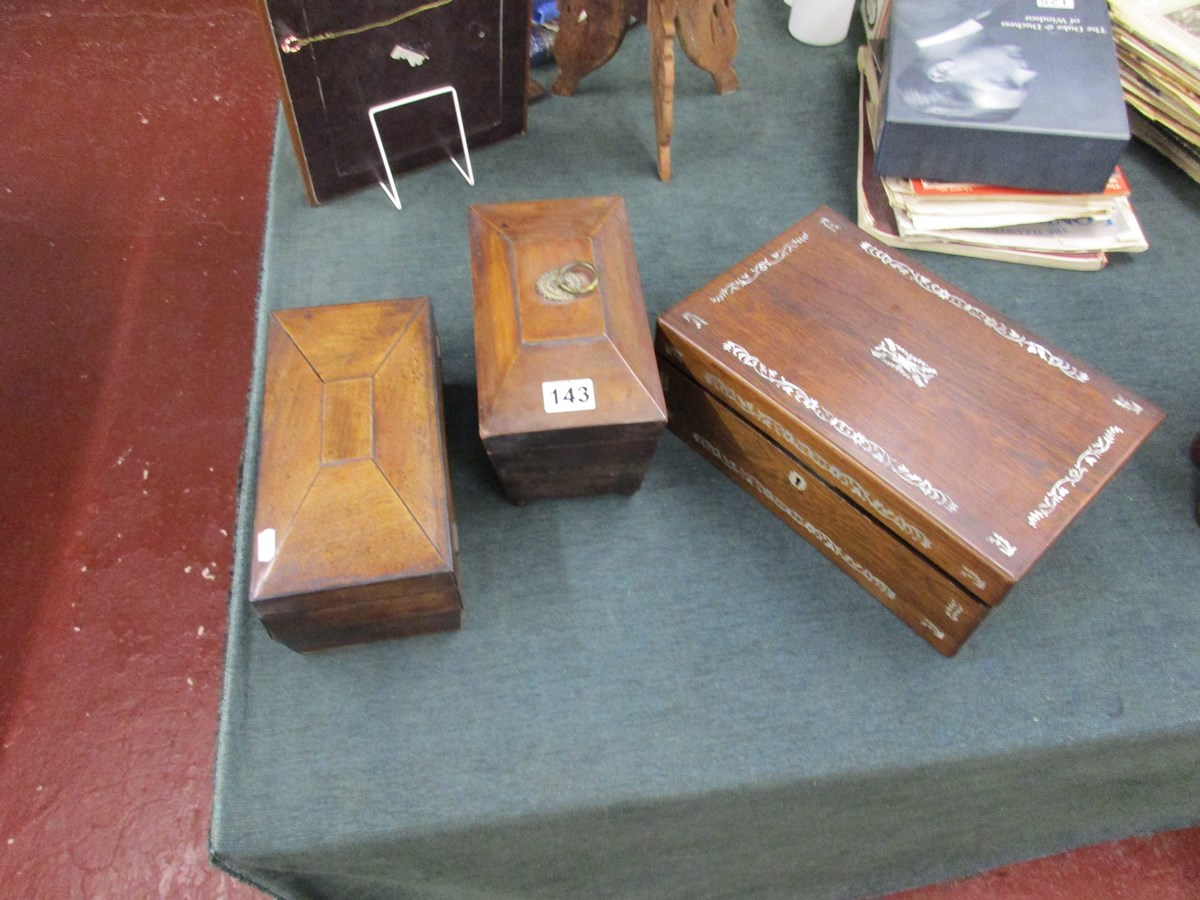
[212,5,1200,897]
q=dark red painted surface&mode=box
[0,1,1195,897]
[0,2,273,895]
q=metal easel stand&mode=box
[367,84,475,211]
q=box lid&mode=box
[251,298,457,604]
[875,0,1129,192]
[469,196,666,441]
[657,207,1163,603]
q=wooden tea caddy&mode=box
[250,298,462,651]
[469,195,667,503]
[656,207,1163,654]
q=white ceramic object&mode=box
[788,0,857,45]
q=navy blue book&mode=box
[874,0,1130,192]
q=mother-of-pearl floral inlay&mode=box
[859,241,1090,384]
[1027,426,1124,528]
[723,340,959,514]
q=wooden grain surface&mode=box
[469,196,667,501]
[656,207,1164,633]
[550,0,641,97]
[660,356,988,655]
[675,0,739,95]
[250,298,461,650]
[649,0,677,181]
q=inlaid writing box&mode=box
[656,207,1163,655]
[469,196,667,503]
[250,298,462,652]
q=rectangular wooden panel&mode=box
[657,206,1163,651]
[322,378,373,463]
[258,0,529,203]
[469,196,667,502]
[661,357,988,655]
[250,297,462,651]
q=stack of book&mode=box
[856,6,1149,270]
[1110,0,1200,183]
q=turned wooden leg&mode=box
[648,0,678,180]
[675,0,740,95]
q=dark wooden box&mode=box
[469,196,667,503]
[656,207,1163,655]
[250,298,462,652]
[258,0,529,204]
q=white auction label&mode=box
[257,528,276,563]
[542,378,596,414]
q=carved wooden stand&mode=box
[551,0,739,181]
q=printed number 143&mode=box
[542,377,597,414]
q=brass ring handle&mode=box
[535,261,600,303]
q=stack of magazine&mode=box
[1110,0,1200,182]
[855,3,1150,270]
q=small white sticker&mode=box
[257,528,276,563]
[542,378,596,414]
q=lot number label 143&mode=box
[542,378,596,413]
